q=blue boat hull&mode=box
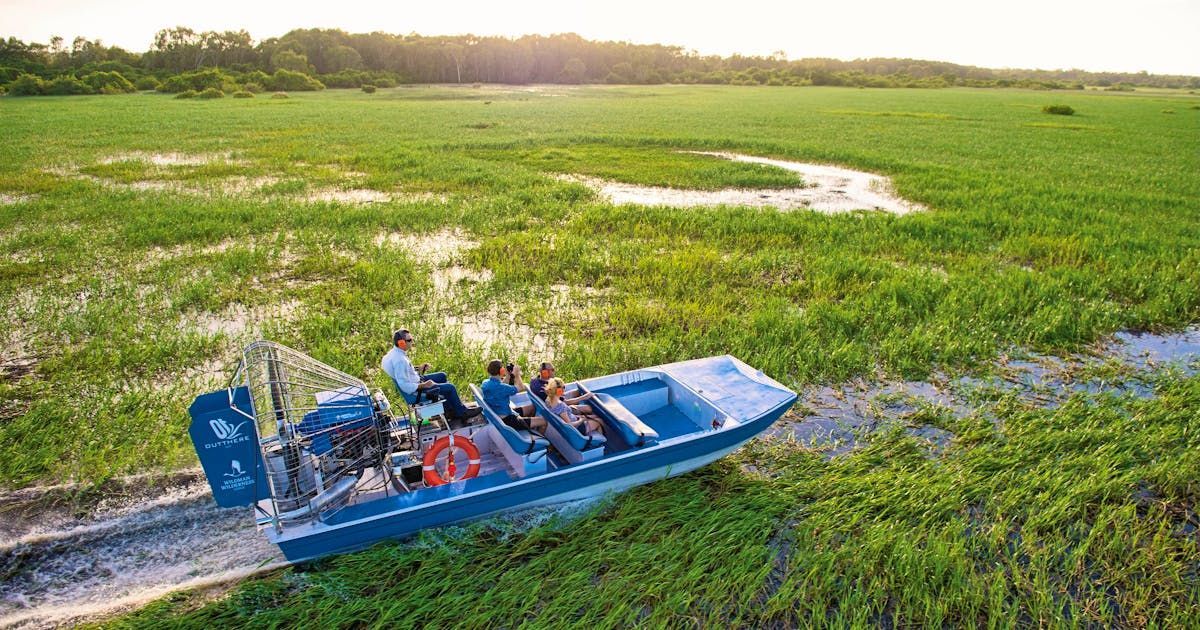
[270,395,793,562]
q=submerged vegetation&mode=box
[1,84,1198,625]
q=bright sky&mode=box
[4,0,1199,75]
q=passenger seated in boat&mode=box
[529,362,594,414]
[498,360,536,417]
[545,377,605,437]
[381,329,480,421]
[481,359,545,433]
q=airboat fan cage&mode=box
[232,340,391,525]
[236,340,373,437]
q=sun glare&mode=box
[3,0,1198,74]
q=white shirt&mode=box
[381,346,420,395]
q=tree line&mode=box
[2,27,1197,96]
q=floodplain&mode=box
[1,84,1198,627]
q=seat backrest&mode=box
[468,384,547,455]
[589,392,659,447]
[529,387,607,452]
[390,377,418,406]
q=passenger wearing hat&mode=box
[381,329,480,421]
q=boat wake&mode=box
[0,470,285,629]
[0,469,604,629]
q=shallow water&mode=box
[300,188,392,204]
[378,230,571,361]
[432,265,493,296]
[183,300,303,338]
[0,194,36,206]
[301,190,448,204]
[46,155,431,205]
[1112,328,1200,371]
[770,327,1200,456]
[443,312,562,361]
[0,473,283,628]
[561,151,924,214]
[374,228,478,265]
[0,471,597,628]
[98,152,237,167]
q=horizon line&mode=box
[5,27,1198,80]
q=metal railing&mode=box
[236,341,399,531]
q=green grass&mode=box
[106,374,1200,628]
[463,143,805,189]
[2,84,1198,625]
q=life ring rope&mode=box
[422,433,482,486]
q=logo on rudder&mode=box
[224,459,245,477]
[210,418,246,440]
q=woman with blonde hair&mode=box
[544,377,605,437]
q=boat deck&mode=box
[638,407,700,440]
[592,379,700,441]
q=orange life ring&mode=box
[422,433,482,486]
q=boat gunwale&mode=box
[266,381,796,544]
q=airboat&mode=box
[189,341,797,562]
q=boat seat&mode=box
[390,377,416,405]
[390,376,448,422]
[468,384,549,455]
[528,388,607,452]
[589,392,659,447]
[391,377,440,408]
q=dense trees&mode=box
[144,28,256,72]
[2,27,1197,96]
[270,49,310,73]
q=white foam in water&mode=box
[0,563,291,629]
[0,476,604,628]
[403,496,604,554]
[491,497,604,536]
[0,479,285,628]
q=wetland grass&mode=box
[106,376,1200,627]
[1,84,1198,625]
